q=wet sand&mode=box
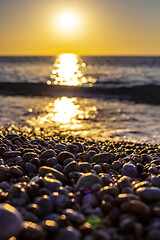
[0,129,160,239]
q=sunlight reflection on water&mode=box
[47,53,96,86]
[27,96,98,131]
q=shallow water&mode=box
[1,95,160,144]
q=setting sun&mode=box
[56,11,80,33]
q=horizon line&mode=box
[0,54,160,57]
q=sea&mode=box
[0,54,160,143]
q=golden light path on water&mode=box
[28,54,97,135]
[27,96,98,133]
[47,53,96,86]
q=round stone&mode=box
[42,176,62,192]
[136,187,160,202]
[40,150,56,159]
[56,226,81,240]
[89,153,116,164]
[57,151,75,165]
[20,221,46,240]
[63,161,79,175]
[121,163,138,178]
[0,204,23,240]
[34,195,53,217]
[39,166,67,183]
[75,173,102,191]
[120,200,150,219]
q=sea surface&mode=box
[0,54,160,143]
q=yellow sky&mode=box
[1,0,160,56]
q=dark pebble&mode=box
[89,153,116,164]
[39,166,67,183]
[75,173,102,191]
[55,226,81,240]
[136,187,160,202]
[121,163,138,178]
[34,195,53,217]
[20,221,46,240]
[0,203,22,240]
[58,151,75,165]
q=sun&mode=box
[57,11,80,32]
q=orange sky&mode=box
[1,0,160,56]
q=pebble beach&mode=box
[0,131,160,240]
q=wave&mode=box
[1,82,160,104]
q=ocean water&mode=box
[0,55,160,87]
[0,54,160,143]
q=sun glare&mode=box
[57,11,80,32]
[49,53,96,86]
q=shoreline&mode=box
[0,130,160,239]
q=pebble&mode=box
[75,173,102,191]
[23,152,38,162]
[63,161,79,175]
[40,150,56,159]
[0,203,22,240]
[136,187,160,202]
[133,181,152,191]
[1,133,160,240]
[78,162,92,173]
[67,144,79,153]
[146,229,160,240]
[50,192,71,211]
[55,226,81,240]
[41,219,58,233]
[64,209,85,224]
[57,151,75,165]
[20,221,46,240]
[3,151,21,158]
[150,175,160,187]
[121,163,138,178]
[82,193,98,206]
[116,193,140,203]
[117,176,132,190]
[45,157,58,167]
[0,165,7,181]
[120,200,151,218]
[89,153,116,164]
[98,185,119,198]
[34,195,53,216]
[25,162,38,174]
[42,176,62,192]
[39,166,67,183]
